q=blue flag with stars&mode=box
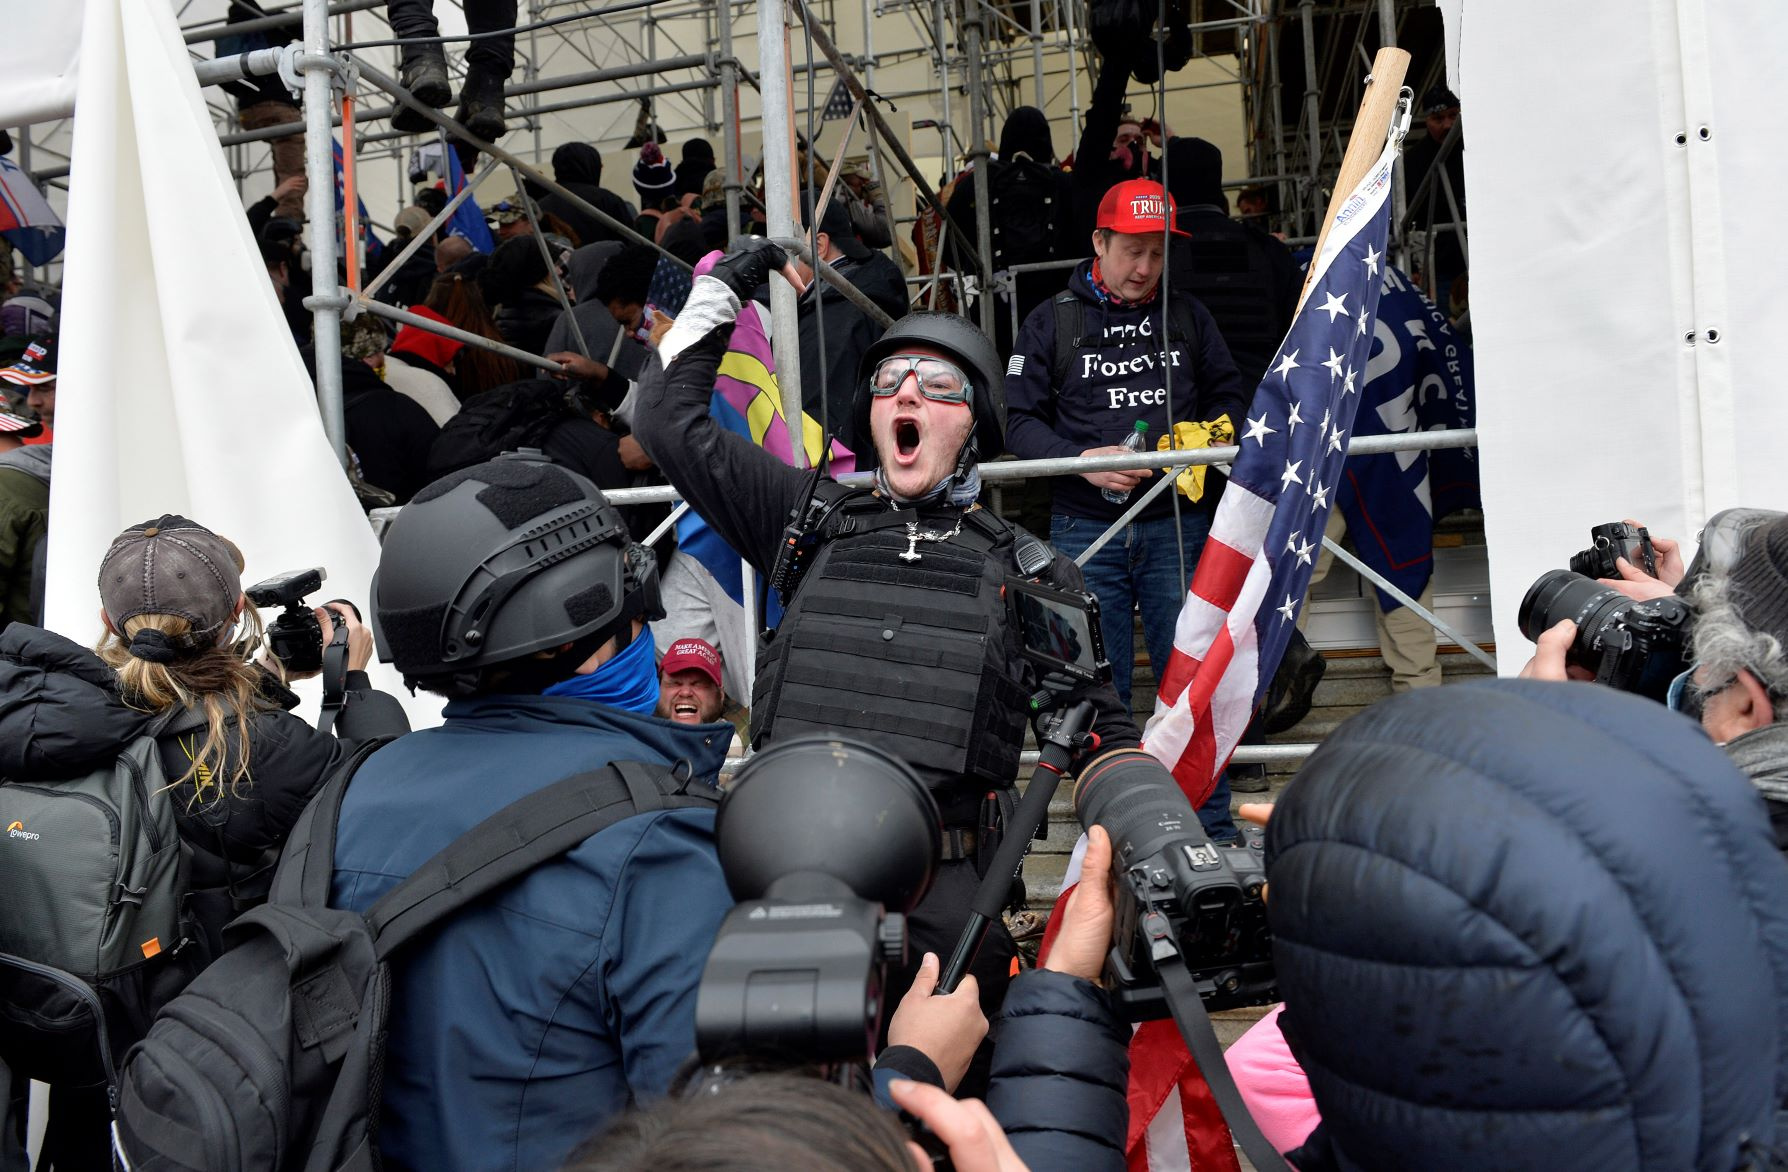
[1336,264,1478,611]
[1146,128,1406,793]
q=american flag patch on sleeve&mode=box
[1006,354,1025,377]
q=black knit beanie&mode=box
[1728,515,1788,647]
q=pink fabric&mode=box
[1224,1005,1320,1159]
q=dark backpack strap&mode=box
[268,736,399,910]
[1166,291,1202,347]
[363,761,719,959]
[1050,292,1082,387]
[143,704,209,740]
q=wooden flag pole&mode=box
[1296,46,1411,313]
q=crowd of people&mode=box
[11,11,1782,1172]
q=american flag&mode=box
[820,77,855,121]
[0,155,65,266]
[1039,127,1405,1172]
[1144,131,1401,806]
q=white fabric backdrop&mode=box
[49,0,441,728]
[1457,0,1788,664]
[0,1,82,125]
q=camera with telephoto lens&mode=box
[1568,521,1658,581]
[1074,750,1275,1022]
[245,568,343,674]
[694,736,939,1068]
[1518,570,1691,701]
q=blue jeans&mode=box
[1050,509,1239,842]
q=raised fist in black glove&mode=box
[706,236,792,299]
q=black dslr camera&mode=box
[1518,571,1690,701]
[245,568,344,674]
[1569,521,1658,580]
[694,736,939,1067]
[1075,750,1275,1021]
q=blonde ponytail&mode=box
[98,609,275,804]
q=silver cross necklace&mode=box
[898,514,966,562]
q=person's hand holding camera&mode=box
[1593,518,1684,602]
[888,1080,1029,1172]
[885,952,987,1093]
[1517,619,1594,684]
[1041,825,1115,983]
[322,602,374,672]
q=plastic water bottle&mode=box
[1101,420,1151,504]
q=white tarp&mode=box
[1458,0,1788,664]
[49,0,440,727]
[0,2,82,125]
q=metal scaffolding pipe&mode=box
[1299,0,1323,236]
[299,0,346,463]
[717,0,745,244]
[349,55,692,270]
[758,0,806,453]
[770,237,896,329]
[793,0,987,278]
[960,4,999,336]
[549,428,1483,506]
[1376,0,1409,271]
[191,47,286,88]
[352,293,570,374]
[183,0,381,45]
[352,80,718,150]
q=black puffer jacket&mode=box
[1271,680,1788,1172]
[0,624,409,957]
[986,969,1129,1172]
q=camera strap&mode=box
[316,622,351,737]
[1157,959,1296,1172]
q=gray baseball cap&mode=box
[98,515,244,643]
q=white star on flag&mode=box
[1285,401,1303,434]
[1294,537,1315,566]
[1277,595,1298,623]
[1272,350,1301,378]
[1285,531,1302,556]
[1310,481,1331,510]
[1280,460,1303,490]
[1342,366,1357,395]
[1244,414,1276,445]
[1363,243,1381,276]
[1357,308,1369,337]
[1322,347,1345,379]
[1328,427,1347,454]
[1318,291,1349,323]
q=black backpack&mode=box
[986,155,1063,273]
[0,708,210,1105]
[112,750,721,1172]
[426,379,570,478]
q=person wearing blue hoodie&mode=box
[330,454,735,1172]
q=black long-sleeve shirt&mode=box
[630,290,1144,764]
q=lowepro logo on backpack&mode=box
[5,821,39,841]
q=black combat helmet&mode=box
[853,312,1006,464]
[370,452,662,695]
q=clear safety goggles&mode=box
[868,355,973,404]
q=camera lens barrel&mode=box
[1074,748,1211,866]
[1517,570,1631,649]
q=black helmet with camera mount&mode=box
[371,451,662,695]
[852,312,1006,464]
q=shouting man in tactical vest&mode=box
[1004,178,1250,842]
[632,239,1158,1096]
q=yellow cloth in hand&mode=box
[1155,415,1235,503]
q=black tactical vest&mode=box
[751,493,1033,790]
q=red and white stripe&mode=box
[1143,485,1278,806]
